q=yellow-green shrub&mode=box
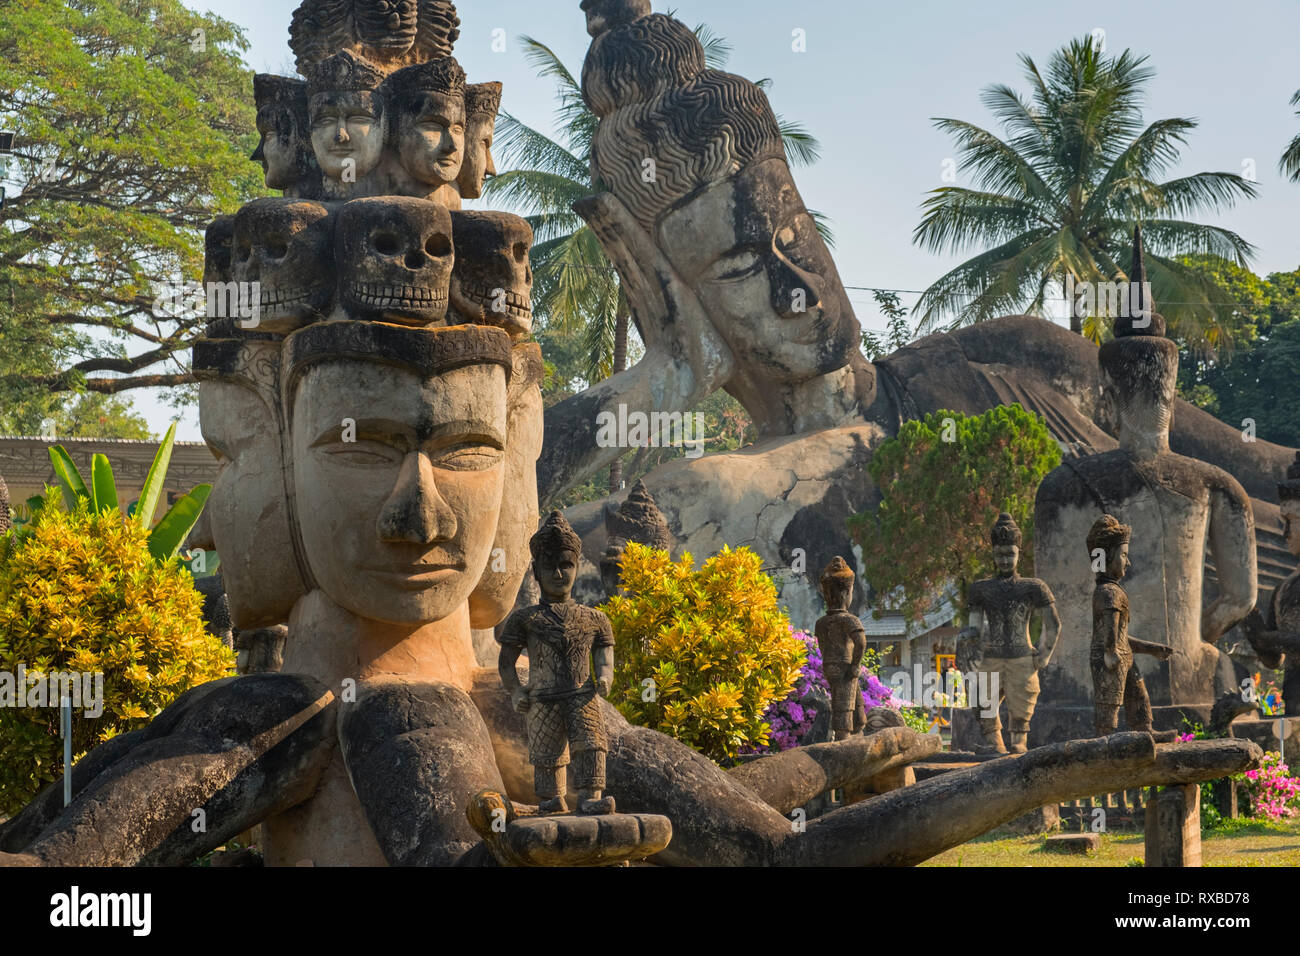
[0,496,234,814]
[602,543,806,764]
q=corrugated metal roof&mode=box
[861,583,959,639]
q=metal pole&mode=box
[61,695,72,807]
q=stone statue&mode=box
[457,82,501,200]
[598,479,673,598]
[334,196,453,323]
[289,0,460,76]
[448,210,533,337]
[1032,229,1257,741]
[382,57,466,205]
[540,8,1293,648]
[1088,514,1175,736]
[251,74,322,198]
[956,513,1060,754]
[1244,452,1300,713]
[815,557,866,740]
[307,50,389,198]
[230,198,337,334]
[498,511,616,815]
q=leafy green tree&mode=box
[860,290,916,360]
[913,36,1256,347]
[847,406,1062,624]
[1281,89,1300,183]
[0,0,263,427]
[484,25,824,494]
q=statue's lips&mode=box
[362,563,463,588]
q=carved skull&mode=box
[354,0,420,52]
[230,198,336,334]
[203,215,236,286]
[448,211,532,337]
[336,196,453,325]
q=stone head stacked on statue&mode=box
[1033,227,1258,742]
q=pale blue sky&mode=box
[140,0,1300,439]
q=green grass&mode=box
[922,817,1300,866]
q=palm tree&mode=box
[912,36,1256,349]
[1280,89,1300,183]
[482,25,825,493]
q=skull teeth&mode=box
[258,288,313,313]
[350,282,447,310]
[460,283,533,319]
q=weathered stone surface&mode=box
[1044,832,1099,854]
[1144,783,1201,867]
[466,790,670,866]
[996,803,1060,836]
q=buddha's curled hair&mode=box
[581,14,706,117]
[590,69,786,231]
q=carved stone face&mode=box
[355,0,419,52]
[199,371,305,628]
[336,197,453,324]
[993,544,1020,577]
[203,215,236,287]
[1106,541,1131,581]
[231,199,335,334]
[1282,501,1300,557]
[534,551,579,603]
[290,359,508,625]
[310,91,387,184]
[449,211,532,335]
[458,112,496,199]
[396,91,465,187]
[255,106,302,191]
[657,157,859,385]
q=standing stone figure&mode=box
[1244,452,1300,714]
[815,557,867,740]
[957,513,1061,754]
[498,511,617,816]
[1088,514,1174,736]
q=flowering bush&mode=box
[751,628,914,753]
[1242,752,1300,821]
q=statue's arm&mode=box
[593,645,614,696]
[1203,479,1258,643]
[1036,600,1061,669]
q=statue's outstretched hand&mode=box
[511,687,533,713]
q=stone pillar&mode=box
[1144,784,1201,867]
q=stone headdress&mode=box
[819,555,855,598]
[465,82,503,119]
[1098,225,1178,405]
[1086,513,1132,555]
[530,510,583,561]
[603,479,672,552]
[1279,452,1300,503]
[581,12,787,231]
[990,512,1022,547]
[254,74,311,134]
[289,0,461,76]
[307,50,388,98]
[385,56,467,109]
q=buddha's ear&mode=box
[469,342,544,629]
[573,192,732,384]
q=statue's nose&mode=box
[377,451,456,544]
[767,253,823,320]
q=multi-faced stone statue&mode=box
[230,198,337,334]
[815,557,867,740]
[1244,452,1300,714]
[497,511,616,816]
[1034,230,1257,737]
[289,0,460,75]
[335,196,453,324]
[307,51,388,198]
[448,210,532,337]
[956,513,1061,754]
[384,57,466,205]
[1087,514,1173,735]
[251,74,321,198]
[457,82,501,200]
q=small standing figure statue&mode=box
[957,513,1061,754]
[815,557,867,740]
[1088,514,1174,736]
[498,511,617,816]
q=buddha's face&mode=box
[1108,541,1131,580]
[310,91,386,183]
[993,544,1020,577]
[397,91,465,187]
[1282,500,1300,557]
[291,360,507,625]
[254,106,300,191]
[534,551,578,603]
[458,112,496,199]
[198,374,305,627]
[657,157,859,384]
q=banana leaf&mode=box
[136,422,177,528]
[90,453,118,514]
[48,446,88,511]
[147,484,211,562]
